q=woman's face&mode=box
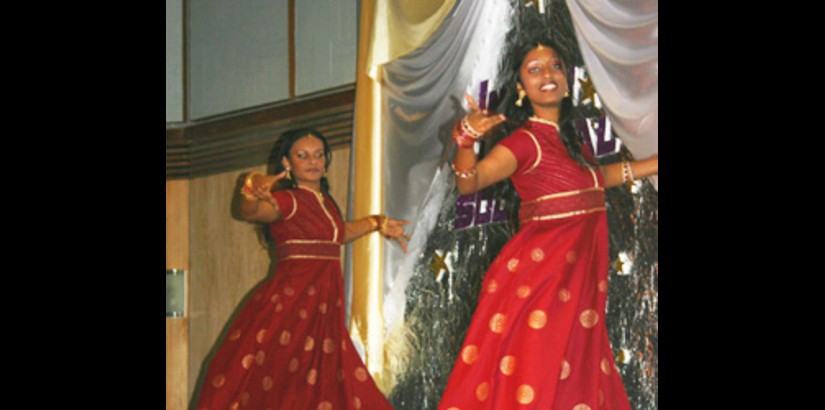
[282,135,326,184]
[518,44,568,109]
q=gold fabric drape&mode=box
[350,0,456,393]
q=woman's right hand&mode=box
[248,171,287,201]
[463,93,507,138]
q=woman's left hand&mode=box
[380,217,412,253]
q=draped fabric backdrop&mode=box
[567,0,658,188]
[348,0,658,398]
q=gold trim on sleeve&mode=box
[284,191,298,220]
[586,166,600,188]
[521,130,542,174]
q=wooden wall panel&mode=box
[166,180,189,410]
[187,146,351,402]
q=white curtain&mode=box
[379,0,514,334]
[566,0,658,188]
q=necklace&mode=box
[529,116,560,130]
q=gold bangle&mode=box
[368,215,379,232]
[380,215,389,233]
[245,171,264,189]
[240,185,257,200]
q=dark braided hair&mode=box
[493,0,595,168]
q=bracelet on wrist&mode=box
[451,163,478,179]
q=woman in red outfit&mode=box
[437,12,658,410]
[195,128,409,410]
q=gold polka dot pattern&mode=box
[462,345,479,364]
[242,354,254,369]
[531,248,544,262]
[262,376,273,391]
[229,330,241,341]
[566,250,577,264]
[489,313,506,333]
[304,336,315,351]
[212,374,225,388]
[560,359,571,380]
[307,369,318,385]
[601,358,611,375]
[486,280,499,293]
[500,355,516,375]
[256,329,266,343]
[528,310,547,329]
[507,258,519,272]
[579,309,599,329]
[323,338,335,354]
[516,384,535,404]
[516,286,531,298]
[559,289,571,302]
[354,367,368,382]
[279,330,291,345]
[476,382,490,401]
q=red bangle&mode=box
[451,163,477,179]
[452,122,476,149]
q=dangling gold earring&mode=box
[515,89,526,107]
[285,168,292,180]
[564,90,570,98]
[322,168,328,178]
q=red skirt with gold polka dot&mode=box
[194,255,393,410]
[438,210,631,410]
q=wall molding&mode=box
[166,85,355,179]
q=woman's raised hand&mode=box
[249,171,288,201]
[380,217,412,253]
[463,93,507,138]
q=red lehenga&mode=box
[196,186,393,410]
[438,118,631,410]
